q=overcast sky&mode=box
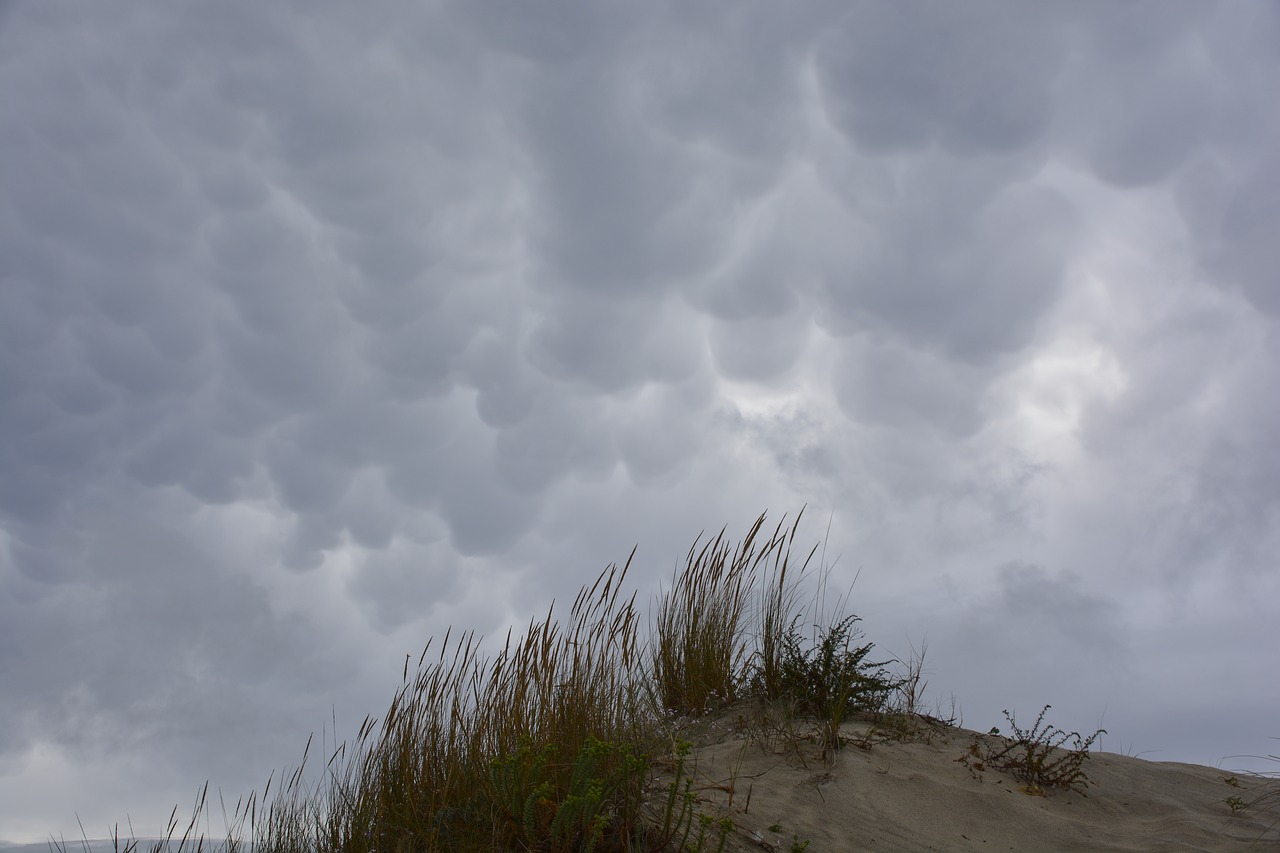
[3,1,1279,844]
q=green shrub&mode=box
[773,613,894,719]
[765,613,895,755]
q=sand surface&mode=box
[652,710,1280,852]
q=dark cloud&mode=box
[815,2,1064,155]
[834,337,994,437]
[492,395,610,494]
[709,311,811,382]
[993,561,1125,656]
[821,177,1080,363]
[526,291,700,391]
[1177,154,1280,317]
[346,541,468,633]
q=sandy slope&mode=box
[657,711,1280,852]
[9,715,1276,853]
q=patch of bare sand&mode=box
[649,712,1279,852]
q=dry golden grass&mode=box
[64,510,926,853]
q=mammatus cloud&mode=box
[2,1,1279,843]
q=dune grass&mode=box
[67,510,909,853]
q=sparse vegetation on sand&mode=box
[63,510,1121,853]
[956,705,1106,796]
[1222,738,1280,840]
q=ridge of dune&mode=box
[666,711,1279,852]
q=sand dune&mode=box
[10,715,1276,853]
[661,712,1279,852]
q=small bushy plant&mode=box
[767,613,895,755]
[775,613,894,718]
[958,705,1105,796]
